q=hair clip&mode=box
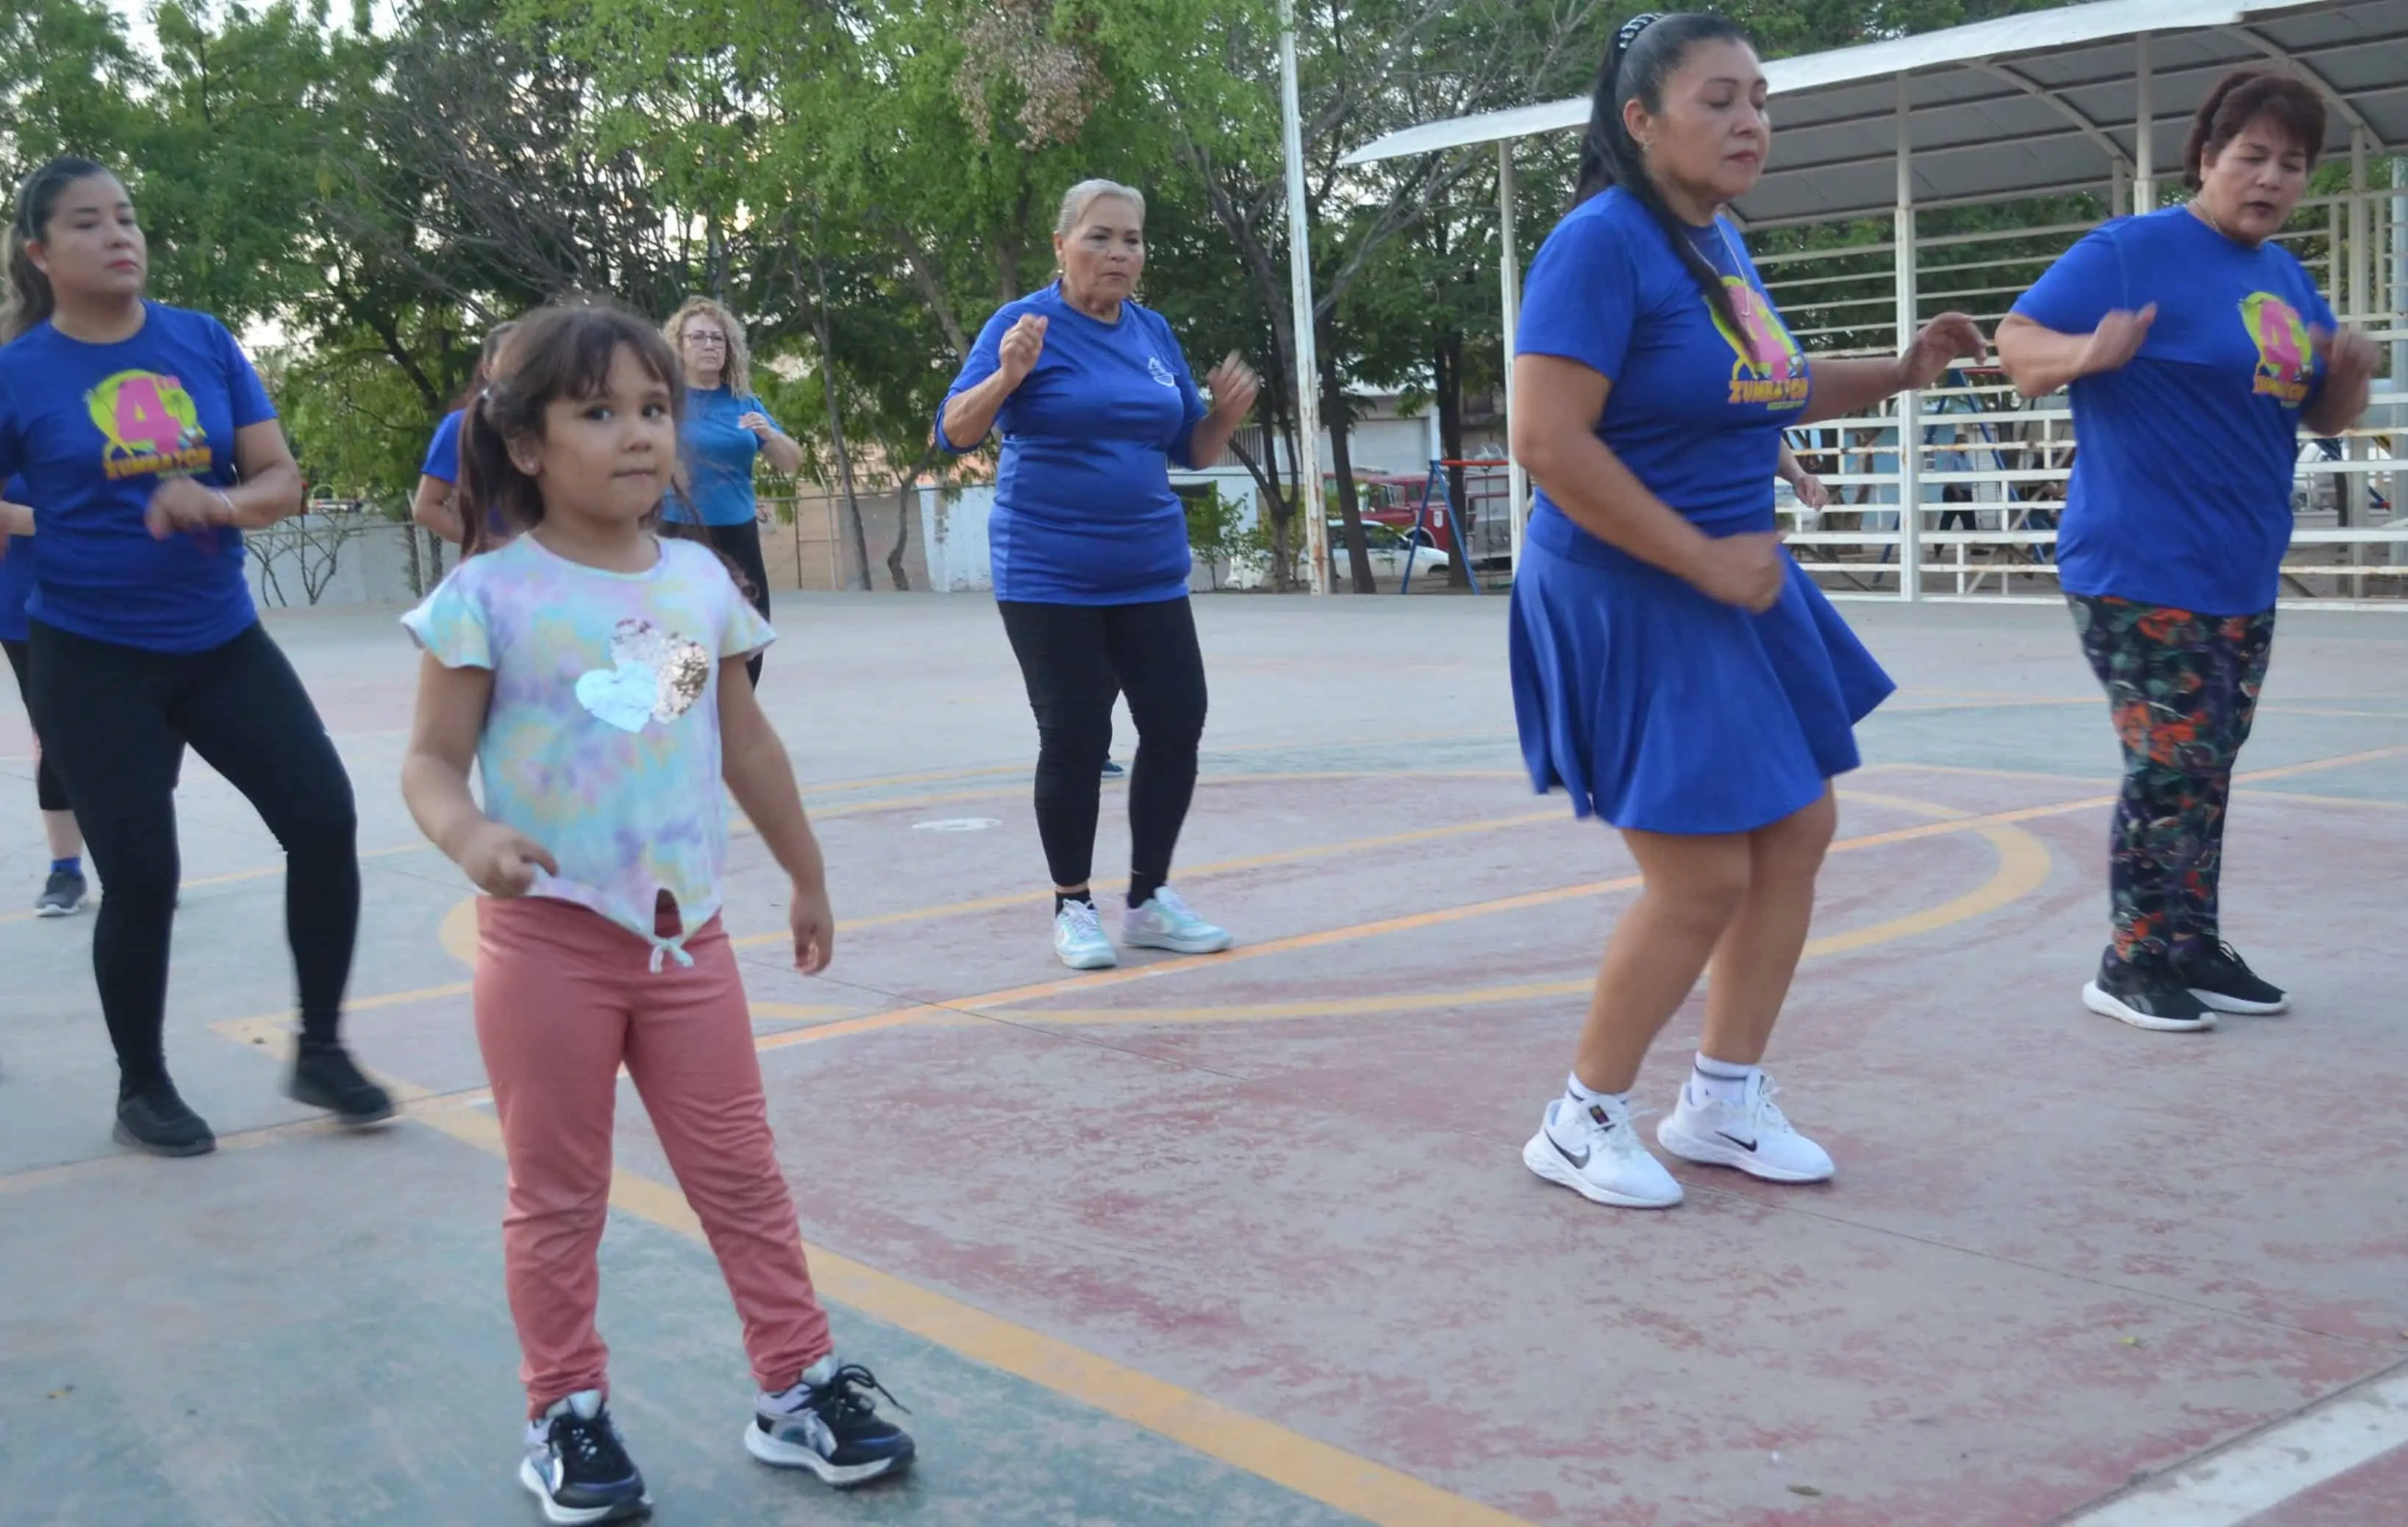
[1615,12,1663,54]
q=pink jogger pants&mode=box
[474,895,832,1415]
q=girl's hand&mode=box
[737,411,775,440]
[2313,325,2380,391]
[1684,530,1788,612]
[1898,312,1990,390]
[789,878,835,974]
[457,820,558,896]
[1790,471,1829,512]
[145,477,237,540]
[1205,354,1260,421]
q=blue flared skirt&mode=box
[1509,535,1894,836]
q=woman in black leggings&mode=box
[937,179,1260,970]
[0,156,391,1154]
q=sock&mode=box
[765,1354,838,1409]
[1128,872,1165,909]
[1054,890,1094,916]
[1689,1054,1758,1108]
[1559,1072,1626,1129]
[50,856,79,877]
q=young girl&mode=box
[398,304,914,1523]
[409,319,522,547]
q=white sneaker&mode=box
[1121,886,1233,955]
[1053,900,1118,970]
[1656,1070,1834,1184]
[1521,1094,1684,1209]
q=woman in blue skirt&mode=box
[1512,12,1985,1209]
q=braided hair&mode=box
[1573,12,1753,337]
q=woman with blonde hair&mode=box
[663,297,804,687]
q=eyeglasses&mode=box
[685,333,728,348]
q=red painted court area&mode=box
[3,596,2405,1526]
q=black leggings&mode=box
[2,637,68,812]
[998,596,1207,894]
[704,519,772,689]
[26,619,360,1094]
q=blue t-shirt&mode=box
[936,284,1208,604]
[0,476,32,643]
[0,302,276,652]
[2012,206,2334,615]
[1515,190,1811,565]
[421,409,464,484]
[664,387,776,528]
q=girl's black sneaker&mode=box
[746,1358,917,1488]
[521,1391,650,1524]
[289,1040,397,1126]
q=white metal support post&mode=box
[2346,130,2371,557]
[1498,141,1527,576]
[1894,73,1922,601]
[1277,0,1329,593]
[2393,157,2406,563]
[2134,34,2155,212]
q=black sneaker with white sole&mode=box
[113,1081,216,1156]
[746,1360,916,1488]
[288,1041,397,1126]
[2082,960,2215,1032]
[521,1391,650,1525]
[35,868,87,917]
[2176,942,2290,1015]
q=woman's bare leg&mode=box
[1699,787,1838,1065]
[1569,829,1752,1095]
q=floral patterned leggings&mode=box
[2068,595,2276,973]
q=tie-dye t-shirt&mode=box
[401,533,773,966]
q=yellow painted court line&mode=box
[391,1091,1534,1525]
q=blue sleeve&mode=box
[1162,322,1210,470]
[743,396,782,435]
[213,317,276,429]
[935,310,1012,454]
[2011,226,2127,335]
[420,412,462,483]
[1515,209,1646,382]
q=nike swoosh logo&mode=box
[1549,1133,1591,1170]
[1718,1131,1759,1152]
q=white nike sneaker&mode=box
[1521,1094,1683,1209]
[1121,886,1233,955]
[1655,1070,1834,1184]
[1053,900,1118,970]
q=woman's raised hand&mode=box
[998,315,1048,390]
[1898,312,1990,390]
[1205,354,1260,420]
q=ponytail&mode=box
[1573,12,1750,337]
[2,155,109,343]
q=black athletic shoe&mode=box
[746,1361,917,1488]
[2176,942,2290,1015]
[521,1391,650,1524]
[34,868,87,917]
[1101,759,1126,779]
[113,1081,217,1156]
[288,1042,397,1126]
[2082,959,2215,1033]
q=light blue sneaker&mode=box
[1121,886,1233,955]
[1054,900,1118,970]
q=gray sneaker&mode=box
[35,868,87,918]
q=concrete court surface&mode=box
[1,590,2404,1527]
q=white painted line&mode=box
[912,818,1001,832]
[2065,1373,2408,1526]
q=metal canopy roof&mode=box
[1340,0,2408,226]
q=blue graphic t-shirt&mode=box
[937,284,1209,604]
[0,302,276,653]
[421,409,464,484]
[0,476,34,643]
[664,387,776,529]
[2012,206,2334,615]
[1515,189,1810,565]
